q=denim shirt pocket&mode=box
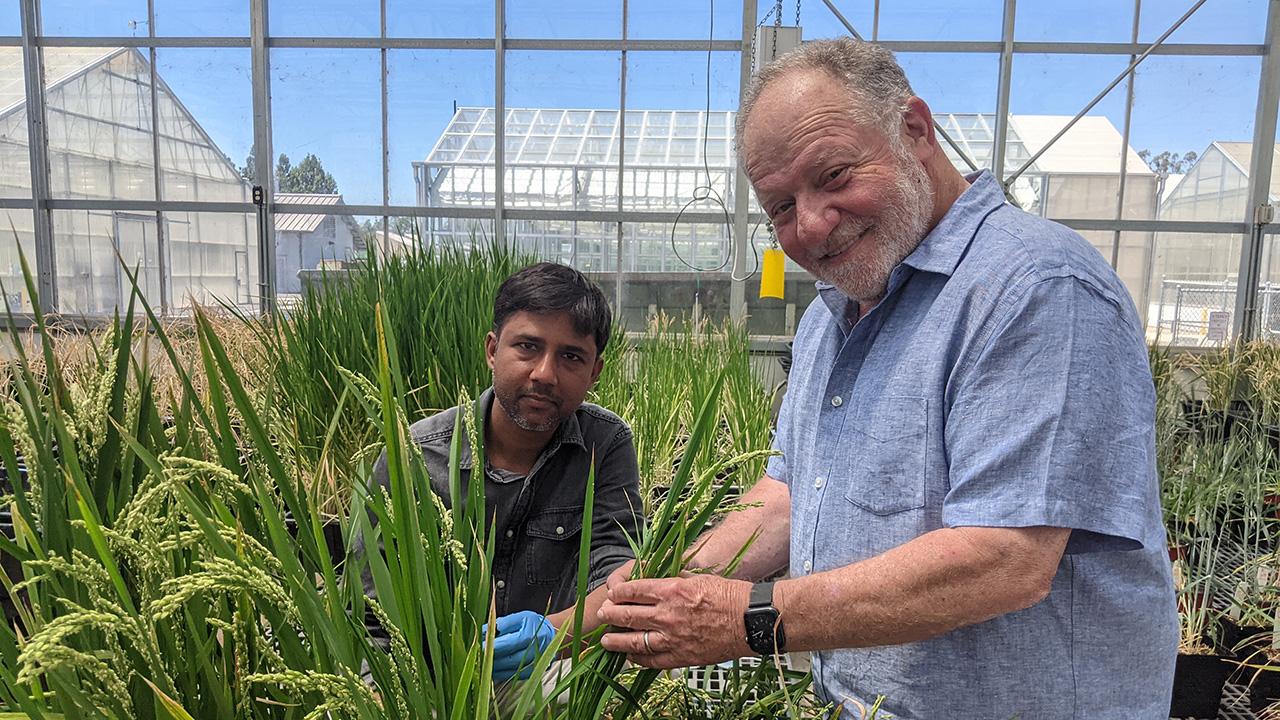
[525,506,585,585]
[843,396,928,516]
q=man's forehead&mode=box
[499,312,596,348]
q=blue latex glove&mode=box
[482,610,556,681]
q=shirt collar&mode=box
[900,169,1004,277]
[816,169,1004,326]
[459,386,586,470]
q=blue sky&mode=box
[6,0,1272,207]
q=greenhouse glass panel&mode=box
[1146,232,1246,347]
[38,48,155,201]
[628,0,740,41]
[502,51,621,214]
[0,49,30,199]
[155,49,252,203]
[391,50,494,208]
[387,0,493,38]
[272,49,382,206]
[802,3,875,42]
[1134,56,1261,224]
[1007,54,1138,219]
[1139,0,1266,45]
[502,219,615,272]
[1015,0,1138,43]
[1,3,17,35]
[52,209,163,315]
[155,0,248,36]
[506,0,621,39]
[626,51,740,220]
[270,0,379,37]
[41,0,146,36]
[873,0,1003,41]
[0,209,36,312]
[413,217,495,253]
[162,212,257,311]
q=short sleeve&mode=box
[943,275,1162,553]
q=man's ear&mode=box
[902,96,936,162]
[485,330,498,371]
[590,355,604,385]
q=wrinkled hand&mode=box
[482,610,556,681]
[597,573,753,669]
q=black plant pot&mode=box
[1171,653,1235,718]
[1249,668,1280,712]
[1218,618,1274,660]
[1183,400,1280,452]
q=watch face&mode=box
[744,607,780,654]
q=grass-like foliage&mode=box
[0,247,830,719]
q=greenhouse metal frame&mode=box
[0,0,1277,344]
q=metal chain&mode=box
[772,0,782,59]
[795,0,801,27]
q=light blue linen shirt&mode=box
[765,170,1177,719]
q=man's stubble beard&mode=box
[819,146,934,304]
[493,383,562,433]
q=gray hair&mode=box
[735,37,915,158]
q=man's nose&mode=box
[795,197,838,246]
[530,352,557,385]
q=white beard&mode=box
[815,147,934,303]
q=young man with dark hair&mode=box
[364,262,642,682]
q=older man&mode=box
[598,38,1176,718]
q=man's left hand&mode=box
[597,573,754,668]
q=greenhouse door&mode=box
[114,213,162,307]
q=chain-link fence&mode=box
[1152,280,1280,346]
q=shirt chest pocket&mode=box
[525,506,584,585]
[841,396,928,516]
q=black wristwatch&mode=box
[743,581,787,655]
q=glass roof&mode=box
[425,106,1042,178]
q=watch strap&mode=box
[749,580,775,609]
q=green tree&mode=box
[275,153,293,190]
[1138,149,1199,176]
[275,152,339,194]
[238,149,257,182]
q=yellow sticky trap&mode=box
[759,247,785,299]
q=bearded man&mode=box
[598,38,1176,718]
[362,262,642,683]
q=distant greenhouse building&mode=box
[1153,142,1280,343]
[414,107,1156,331]
[0,47,256,314]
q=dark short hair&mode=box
[493,262,612,355]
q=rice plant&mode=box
[248,241,533,512]
[0,252,827,719]
[593,313,776,514]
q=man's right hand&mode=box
[605,560,636,595]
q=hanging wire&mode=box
[668,0,774,283]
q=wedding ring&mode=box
[642,630,654,654]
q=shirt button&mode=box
[505,529,514,539]
[814,476,825,489]
[802,560,812,573]
[555,526,565,535]
[496,579,506,590]
[831,396,843,407]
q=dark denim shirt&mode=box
[365,387,642,620]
